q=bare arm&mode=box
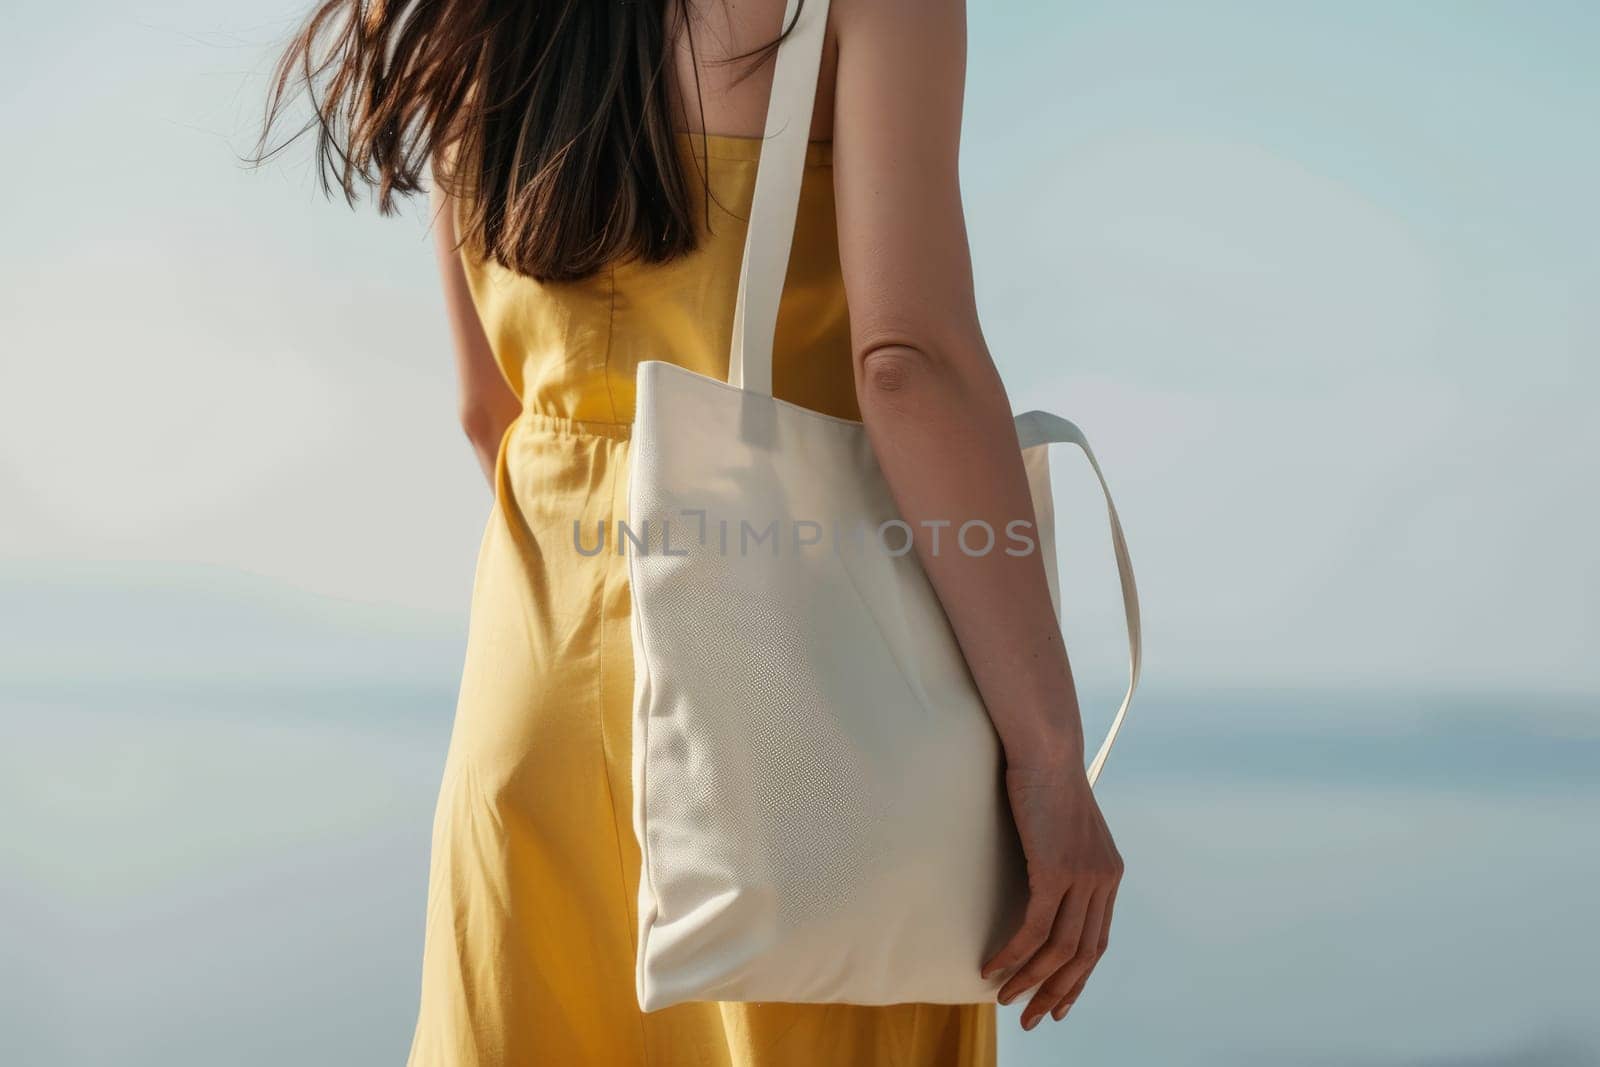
[431,182,521,487]
[831,0,1121,1029]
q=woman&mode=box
[263,0,1122,1062]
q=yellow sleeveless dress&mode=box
[405,134,997,1066]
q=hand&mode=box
[981,762,1122,1030]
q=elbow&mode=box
[854,327,1008,428]
[459,400,510,452]
[855,343,945,411]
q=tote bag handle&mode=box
[1015,411,1143,786]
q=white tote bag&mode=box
[627,0,1140,1011]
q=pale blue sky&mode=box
[2,0,1597,699]
[3,1,1595,701]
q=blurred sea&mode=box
[4,675,1595,1067]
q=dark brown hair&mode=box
[257,0,798,283]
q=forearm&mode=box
[856,342,1085,769]
[431,180,520,487]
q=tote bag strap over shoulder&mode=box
[727,0,831,396]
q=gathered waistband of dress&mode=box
[517,409,632,441]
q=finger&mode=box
[1051,971,1089,1022]
[1051,883,1117,1020]
[981,879,1065,982]
[1001,884,1088,1010]
[1000,884,1086,1008]
[1095,882,1118,958]
[1028,886,1109,1027]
